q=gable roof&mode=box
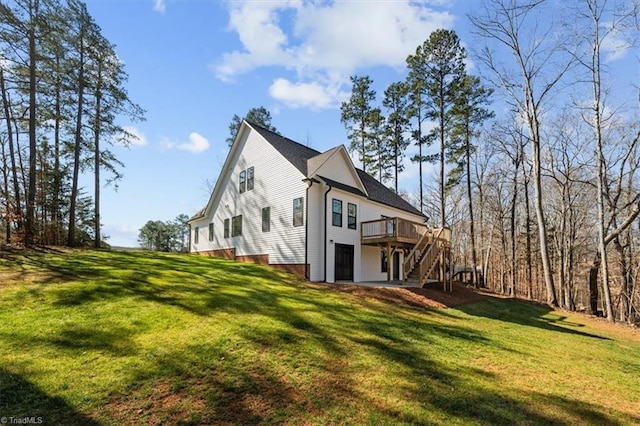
[318,175,367,198]
[251,124,317,176]
[251,123,424,218]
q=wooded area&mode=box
[1,0,638,323]
[0,0,143,248]
[339,0,639,323]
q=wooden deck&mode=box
[360,217,428,247]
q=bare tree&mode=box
[470,0,576,306]
[570,0,640,320]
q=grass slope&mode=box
[0,249,639,425]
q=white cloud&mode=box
[117,126,147,147]
[153,0,165,14]
[162,132,210,154]
[213,0,455,108]
[268,78,344,109]
[601,25,632,62]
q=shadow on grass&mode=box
[458,297,611,340]
[3,250,632,424]
[0,368,100,425]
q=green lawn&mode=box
[1,249,639,425]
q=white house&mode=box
[189,121,450,284]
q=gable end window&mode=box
[332,199,342,227]
[347,203,357,230]
[232,215,243,237]
[293,197,304,227]
[247,167,254,191]
[262,207,270,232]
[208,223,214,241]
[194,227,199,244]
[224,219,230,238]
[239,170,246,193]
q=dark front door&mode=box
[335,243,354,281]
[393,251,400,280]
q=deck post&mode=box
[386,243,391,282]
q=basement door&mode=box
[334,244,354,281]
[393,251,400,280]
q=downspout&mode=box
[323,183,333,282]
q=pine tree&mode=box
[449,74,493,287]
[227,106,278,146]
[382,81,410,193]
[341,75,376,173]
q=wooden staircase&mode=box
[403,227,450,287]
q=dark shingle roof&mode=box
[355,170,423,216]
[251,124,318,176]
[250,122,424,218]
[318,175,367,198]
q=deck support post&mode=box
[386,243,391,282]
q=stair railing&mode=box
[416,227,446,286]
[403,228,430,281]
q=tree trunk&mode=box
[439,77,446,228]
[93,63,103,248]
[590,0,614,321]
[25,1,38,247]
[466,127,479,288]
[1,137,11,242]
[52,52,62,246]
[0,68,23,239]
[529,102,558,307]
[68,31,85,247]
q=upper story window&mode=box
[194,227,199,244]
[262,207,270,232]
[293,197,304,227]
[224,219,230,238]
[239,170,246,193]
[239,166,254,194]
[208,223,214,241]
[348,203,357,230]
[332,199,342,227]
[247,167,254,191]
[232,215,243,237]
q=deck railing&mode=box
[360,217,427,243]
[417,227,448,285]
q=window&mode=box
[247,167,254,191]
[262,207,270,232]
[224,219,230,238]
[208,223,214,241]
[232,215,242,237]
[239,170,246,193]
[293,197,304,227]
[332,199,342,227]
[381,251,388,273]
[347,203,357,230]
[194,227,199,244]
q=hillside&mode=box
[1,249,639,425]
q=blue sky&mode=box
[82,0,638,247]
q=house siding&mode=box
[191,122,427,284]
[191,128,307,267]
[321,187,423,283]
[313,149,363,192]
[307,183,324,281]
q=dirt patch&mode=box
[315,281,487,309]
[102,381,207,425]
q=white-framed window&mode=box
[332,199,342,227]
[293,198,304,227]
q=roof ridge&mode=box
[248,121,321,155]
